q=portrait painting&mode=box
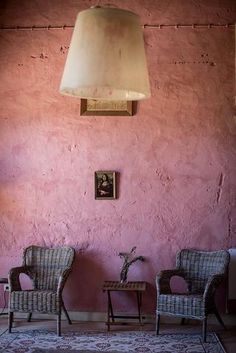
[95,171,116,200]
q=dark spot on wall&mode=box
[40,53,48,59]
[30,54,48,59]
[60,46,69,54]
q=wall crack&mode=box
[216,172,224,204]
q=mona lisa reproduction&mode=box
[95,171,116,200]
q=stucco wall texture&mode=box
[0,0,235,314]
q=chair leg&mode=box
[214,308,226,329]
[62,301,72,325]
[202,317,207,342]
[8,312,13,333]
[156,314,160,335]
[57,311,61,337]
[27,313,32,322]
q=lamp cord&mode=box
[143,23,234,29]
[0,23,234,31]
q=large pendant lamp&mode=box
[59,7,150,100]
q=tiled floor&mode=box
[0,316,235,352]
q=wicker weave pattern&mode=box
[157,294,204,319]
[176,249,229,293]
[10,290,59,313]
[23,246,74,291]
[156,249,230,341]
[8,245,75,336]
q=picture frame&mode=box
[80,99,133,116]
[95,171,117,200]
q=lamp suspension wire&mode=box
[0,23,234,31]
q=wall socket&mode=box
[3,284,9,291]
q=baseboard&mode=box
[0,309,235,326]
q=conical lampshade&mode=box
[59,7,150,100]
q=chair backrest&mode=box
[176,249,229,293]
[23,245,75,290]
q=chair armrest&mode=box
[156,269,185,294]
[57,267,72,295]
[8,266,32,291]
[203,274,225,300]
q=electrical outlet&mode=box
[3,284,9,291]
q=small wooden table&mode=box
[102,281,146,331]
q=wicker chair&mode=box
[156,249,230,342]
[8,245,75,336]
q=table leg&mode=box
[107,291,110,331]
[108,291,115,321]
[136,291,143,325]
[107,290,115,331]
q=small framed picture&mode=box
[80,99,133,116]
[95,171,117,200]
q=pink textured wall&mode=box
[0,0,235,314]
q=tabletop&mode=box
[103,281,146,291]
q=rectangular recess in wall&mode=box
[80,99,133,116]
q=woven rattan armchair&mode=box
[156,249,229,342]
[8,245,75,336]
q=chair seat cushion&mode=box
[157,294,205,319]
[9,290,59,314]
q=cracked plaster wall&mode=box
[0,0,235,313]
